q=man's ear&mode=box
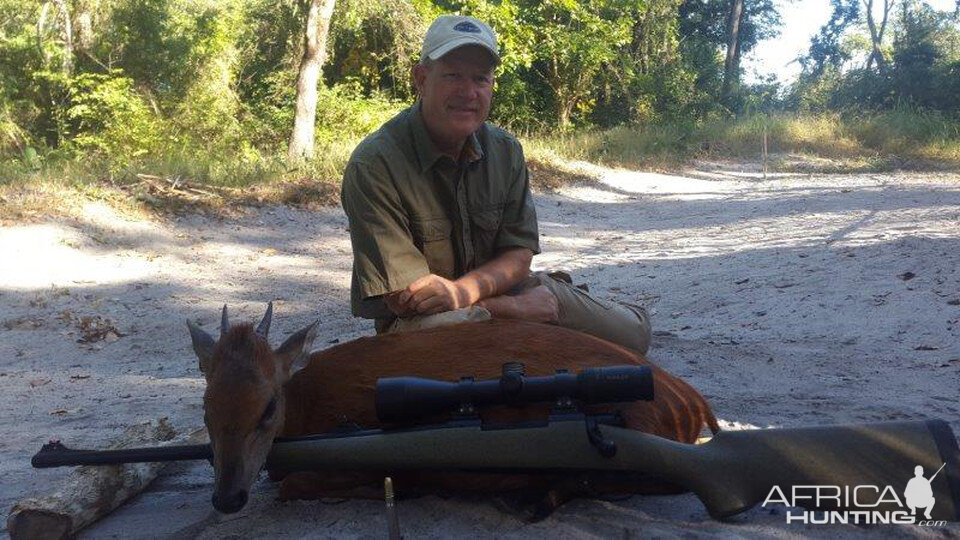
[412,63,426,94]
[275,319,321,380]
[186,319,216,375]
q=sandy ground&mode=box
[1,161,959,539]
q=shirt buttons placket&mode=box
[457,165,475,270]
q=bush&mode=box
[38,71,162,172]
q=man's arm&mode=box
[391,247,532,316]
[342,159,431,318]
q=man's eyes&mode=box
[442,73,492,85]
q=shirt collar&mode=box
[410,101,484,173]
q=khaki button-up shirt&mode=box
[341,103,541,319]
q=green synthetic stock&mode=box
[266,419,960,521]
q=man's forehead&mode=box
[436,46,497,72]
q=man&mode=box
[341,15,651,353]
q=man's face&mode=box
[414,46,495,152]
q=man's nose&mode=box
[453,79,480,100]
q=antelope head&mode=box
[186,303,318,514]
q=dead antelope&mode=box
[187,303,719,515]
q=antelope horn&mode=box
[256,301,273,338]
[220,304,230,336]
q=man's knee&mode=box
[476,283,559,324]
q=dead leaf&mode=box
[898,272,916,281]
[2,317,43,330]
[74,315,126,344]
[49,408,68,416]
[735,278,750,285]
[915,345,939,351]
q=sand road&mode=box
[2,162,958,538]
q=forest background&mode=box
[1,0,959,214]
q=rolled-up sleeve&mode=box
[341,159,430,315]
[495,141,541,255]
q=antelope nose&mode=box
[212,489,249,513]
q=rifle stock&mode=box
[33,418,960,521]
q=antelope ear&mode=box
[275,319,321,379]
[187,319,216,375]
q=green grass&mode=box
[4,107,959,221]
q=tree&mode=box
[287,0,336,163]
[800,0,861,77]
[523,0,630,128]
[863,0,892,74]
[721,0,745,103]
[680,0,780,111]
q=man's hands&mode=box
[384,274,470,317]
[382,248,534,318]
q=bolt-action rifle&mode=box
[30,366,960,521]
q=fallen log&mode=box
[7,419,207,540]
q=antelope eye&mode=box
[259,398,277,426]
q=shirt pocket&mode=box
[470,204,503,266]
[410,217,456,279]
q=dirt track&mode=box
[1,162,959,538]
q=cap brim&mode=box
[426,37,500,65]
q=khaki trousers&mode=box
[376,272,652,354]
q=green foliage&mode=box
[168,2,245,150]
[798,0,960,116]
[29,70,161,172]
[314,82,406,144]
[326,0,427,99]
[2,0,958,204]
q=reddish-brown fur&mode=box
[272,319,718,506]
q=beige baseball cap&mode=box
[421,15,499,65]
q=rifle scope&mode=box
[375,363,653,423]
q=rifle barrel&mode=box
[32,441,212,468]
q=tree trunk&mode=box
[721,0,745,104]
[5,420,201,540]
[37,2,51,65]
[287,0,337,164]
[52,0,73,75]
[863,0,890,75]
[76,1,93,53]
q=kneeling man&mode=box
[341,15,651,353]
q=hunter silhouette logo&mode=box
[762,462,948,525]
[904,463,945,519]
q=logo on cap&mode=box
[453,21,481,33]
